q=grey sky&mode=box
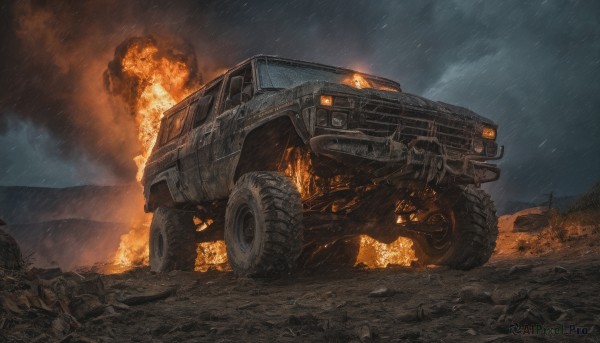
[0,0,598,203]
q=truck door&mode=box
[209,63,255,197]
[178,79,224,201]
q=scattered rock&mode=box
[396,305,428,322]
[553,265,569,273]
[465,328,477,335]
[458,285,493,303]
[119,288,176,306]
[513,212,549,232]
[357,324,372,341]
[428,302,453,317]
[237,301,259,310]
[509,264,533,275]
[368,287,396,298]
[69,294,105,320]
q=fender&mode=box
[230,109,307,186]
[144,167,187,211]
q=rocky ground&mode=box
[1,208,599,343]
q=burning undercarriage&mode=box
[140,55,503,277]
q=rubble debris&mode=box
[118,287,176,306]
[236,301,259,310]
[465,328,477,336]
[368,287,396,298]
[458,285,493,303]
[0,266,114,342]
[508,264,533,275]
[553,265,569,273]
[357,324,372,341]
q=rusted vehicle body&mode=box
[142,55,503,276]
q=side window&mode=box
[223,64,254,111]
[158,107,187,146]
[193,80,222,128]
[158,116,171,146]
[167,107,187,142]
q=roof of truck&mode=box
[238,54,402,89]
[163,55,402,117]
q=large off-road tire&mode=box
[0,227,23,270]
[225,172,303,277]
[149,207,197,272]
[412,186,498,270]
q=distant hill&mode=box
[568,182,600,213]
[0,184,145,270]
[0,184,144,225]
[496,195,579,215]
[5,219,128,270]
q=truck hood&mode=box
[262,81,497,128]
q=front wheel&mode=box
[412,186,498,270]
[225,172,303,277]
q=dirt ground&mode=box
[2,210,599,343]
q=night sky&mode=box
[0,0,599,206]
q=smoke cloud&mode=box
[0,0,599,204]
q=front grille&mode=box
[356,98,475,153]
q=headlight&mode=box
[316,109,328,126]
[331,112,348,129]
[482,127,496,140]
[320,95,333,106]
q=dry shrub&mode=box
[517,239,530,252]
[548,210,567,242]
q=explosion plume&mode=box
[104,35,202,180]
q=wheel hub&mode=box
[235,205,256,251]
[156,232,165,258]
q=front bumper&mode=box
[309,133,502,185]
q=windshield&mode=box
[257,59,400,92]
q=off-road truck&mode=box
[142,55,503,276]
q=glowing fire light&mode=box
[344,73,372,89]
[283,148,416,268]
[342,73,399,92]
[356,236,416,268]
[108,38,214,273]
[195,241,229,272]
[110,216,152,273]
[119,42,194,181]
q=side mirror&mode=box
[229,76,244,99]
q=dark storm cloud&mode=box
[0,0,598,202]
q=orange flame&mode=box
[120,42,195,181]
[344,73,372,89]
[109,215,151,273]
[342,73,398,92]
[195,241,229,272]
[355,236,415,267]
[283,148,416,268]
[108,39,225,273]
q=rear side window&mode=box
[158,107,188,146]
[193,95,214,128]
[167,108,187,141]
[193,80,222,128]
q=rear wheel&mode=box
[411,186,498,270]
[225,172,303,277]
[149,207,197,272]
